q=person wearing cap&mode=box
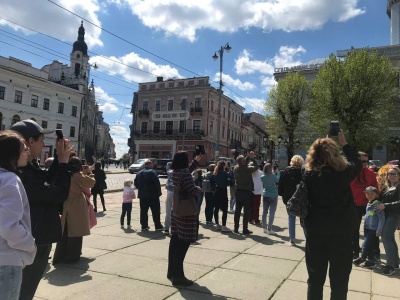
[10,119,72,300]
[353,186,385,268]
[134,159,164,231]
[350,151,379,259]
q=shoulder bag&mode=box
[286,181,309,218]
[172,170,198,217]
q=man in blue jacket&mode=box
[134,159,164,231]
[11,119,72,300]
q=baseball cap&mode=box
[364,186,379,194]
[10,119,54,140]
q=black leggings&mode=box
[167,234,191,279]
[214,187,228,226]
[93,193,105,211]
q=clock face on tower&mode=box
[76,54,81,58]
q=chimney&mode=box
[156,76,163,82]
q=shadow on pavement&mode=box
[43,258,95,286]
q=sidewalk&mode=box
[34,191,400,300]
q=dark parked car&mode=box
[153,159,173,175]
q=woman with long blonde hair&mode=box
[303,131,362,299]
[375,166,400,275]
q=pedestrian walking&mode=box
[120,179,136,229]
[213,161,233,232]
[91,162,107,212]
[260,163,279,235]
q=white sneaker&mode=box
[263,228,268,234]
[267,230,277,235]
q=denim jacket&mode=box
[364,199,385,234]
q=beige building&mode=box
[128,76,247,165]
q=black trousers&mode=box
[167,234,191,279]
[214,187,228,226]
[306,232,353,300]
[19,244,52,300]
[53,221,83,264]
[121,202,133,225]
[93,193,106,211]
[234,189,253,231]
[204,192,215,222]
[139,197,162,229]
[353,205,366,255]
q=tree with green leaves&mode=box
[311,49,398,151]
[265,72,310,165]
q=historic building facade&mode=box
[128,76,269,165]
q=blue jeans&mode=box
[229,186,236,210]
[381,213,400,268]
[196,192,204,214]
[0,265,22,300]
[262,196,278,231]
[361,228,379,260]
[288,213,296,240]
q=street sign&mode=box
[151,110,189,121]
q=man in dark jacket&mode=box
[233,151,258,234]
[11,119,72,300]
[134,159,164,231]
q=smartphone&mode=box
[328,121,340,137]
[55,129,64,139]
[195,145,205,155]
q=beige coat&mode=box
[61,172,95,237]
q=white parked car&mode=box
[128,158,157,174]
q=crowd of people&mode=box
[1,119,400,300]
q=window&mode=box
[58,102,64,114]
[70,126,75,137]
[11,115,20,125]
[166,121,173,135]
[41,121,48,129]
[0,86,5,100]
[149,84,156,90]
[223,106,226,118]
[141,85,147,91]
[195,97,201,109]
[181,99,186,110]
[56,123,62,129]
[72,105,77,117]
[0,112,3,130]
[153,121,160,133]
[143,101,148,111]
[222,125,225,138]
[168,100,173,111]
[31,95,38,107]
[211,100,214,112]
[155,100,160,111]
[193,120,201,133]
[141,122,147,133]
[43,98,50,110]
[188,80,194,86]
[178,81,184,87]
[179,120,185,133]
[14,91,22,104]
[168,82,174,88]
[210,121,213,135]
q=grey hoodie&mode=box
[0,168,36,267]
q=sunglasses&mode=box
[388,173,399,177]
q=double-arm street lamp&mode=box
[212,43,231,159]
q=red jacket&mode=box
[350,167,378,206]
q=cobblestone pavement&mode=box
[105,172,167,192]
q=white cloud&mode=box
[243,97,266,113]
[235,50,274,75]
[91,53,181,84]
[213,73,255,91]
[0,0,103,48]
[119,0,364,41]
[99,102,118,112]
[273,46,306,68]
[95,86,118,104]
[110,125,130,158]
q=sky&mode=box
[0,0,392,158]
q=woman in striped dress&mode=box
[167,152,203,286]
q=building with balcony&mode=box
[128,76,245,164]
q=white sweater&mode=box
[0,168,36,267]
[252,170,264,195]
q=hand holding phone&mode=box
[195,145,205,155]
[55,129,64,139]
[328,121,340,137]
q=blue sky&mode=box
[0,0,391,158]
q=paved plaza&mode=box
[33,188,400,300]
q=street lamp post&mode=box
[212,43,231,160]
[277,134,283,167]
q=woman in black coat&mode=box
[91,162,107,212]
[303,131,362,300]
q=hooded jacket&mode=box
[0,168,36,267]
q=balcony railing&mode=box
[190,107,203,115]
[134,129,205,138]
[138,109,150,117]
